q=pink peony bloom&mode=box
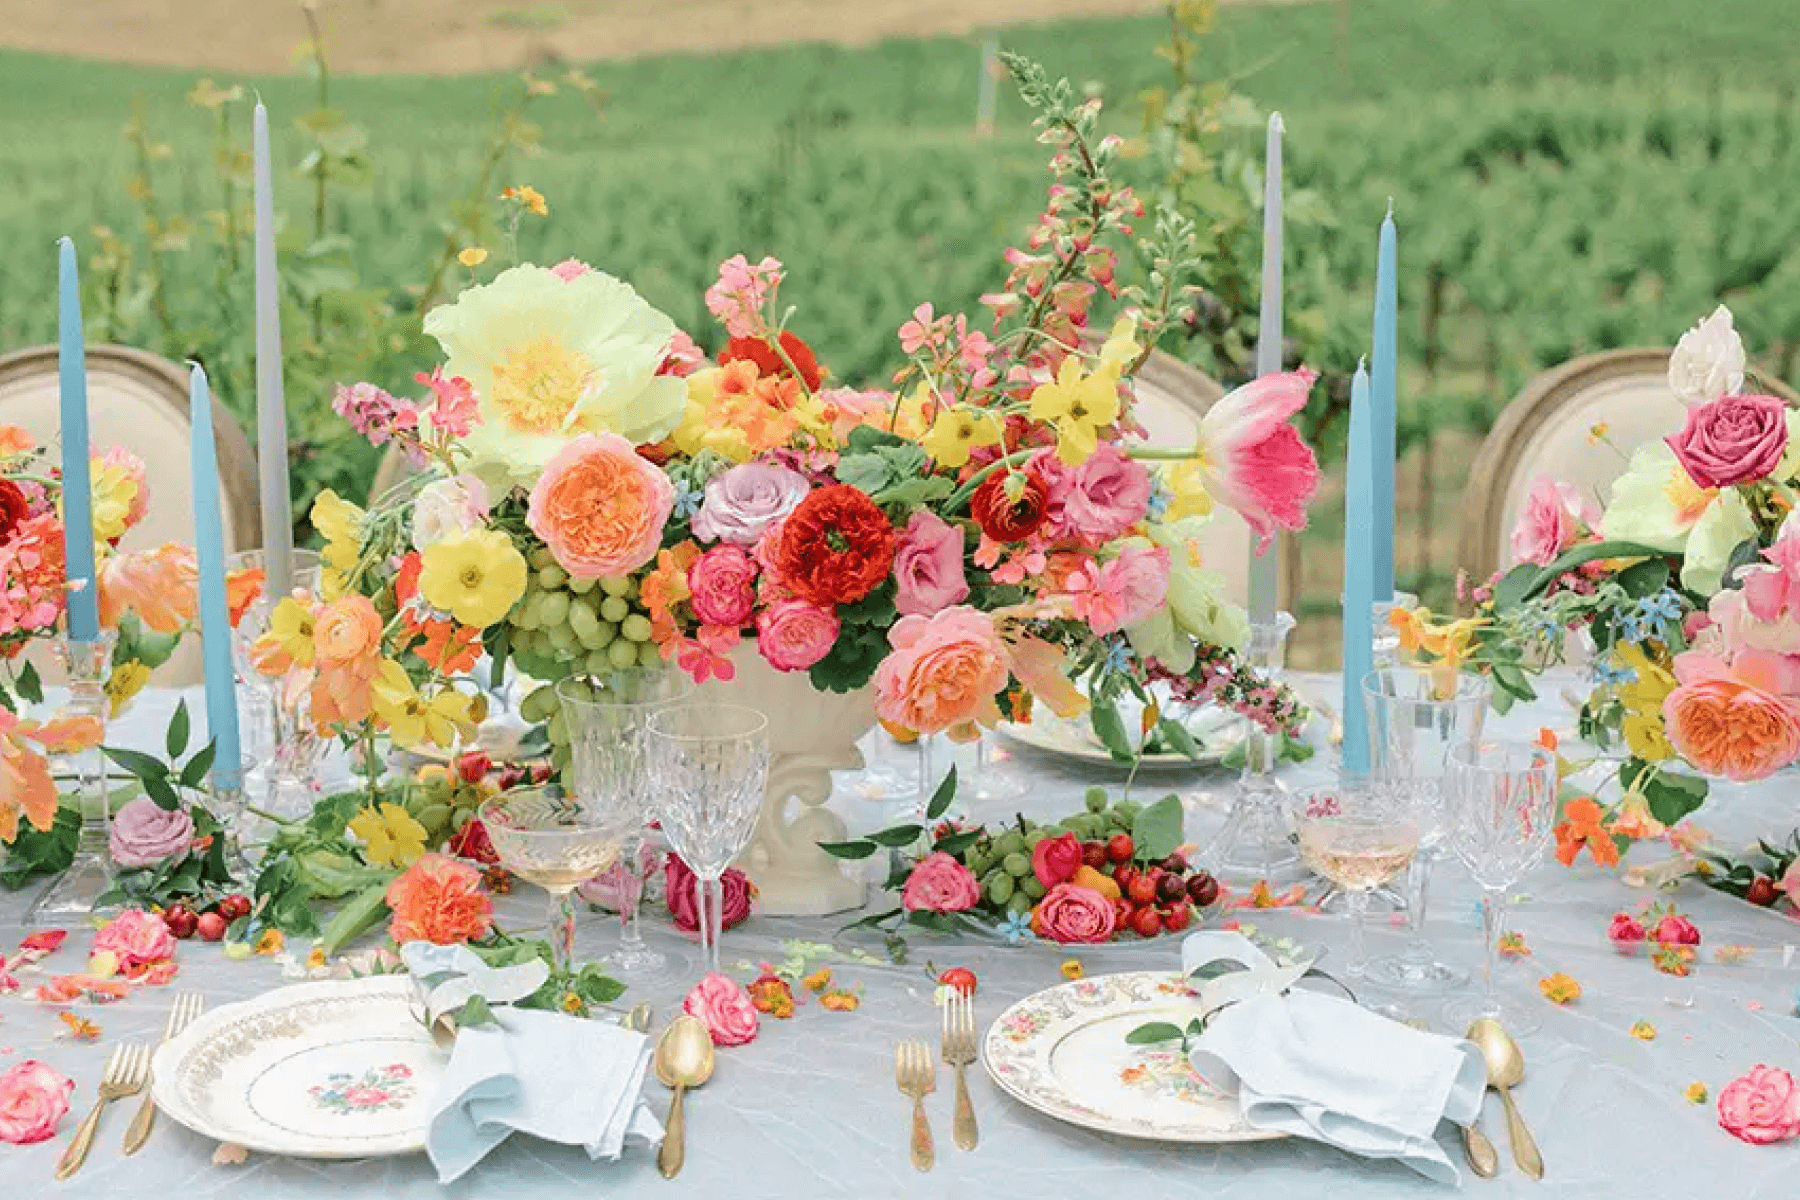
[0,1060,74,1144]
[703,254,784,339]
[683,970,760,1046]
[108,797,195,868]
[1067,544,1168,635]
[901,852,981,913]
[1033,883,1117,944]
[1666,392,1790,490]
[687,544,759,628]
[527,433,673,579]
[1718,1065,1800,1144]
[1037,443,1151,545]
[1190,369,1322,548]
[892,511,970,617]
[692,462,810,546]
[755,598,839,672]
[550,258,592,282]
[874,605,1009,737]
[1508,476,1596,567]
[1663,649,1800,781]
[91,909,175,970]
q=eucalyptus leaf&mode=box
[925,766,959,820]
[166,701,190,759]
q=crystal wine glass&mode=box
[1440,740,1558,1036]
[226,548,321,762]
[645,703,770,975]
[1362,665,1489,991]
[1291,780,1421,981]
[480,784,626,974]
[556,669,692,986]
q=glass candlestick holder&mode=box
[1208,611,1303,884]
[27,633,119,923]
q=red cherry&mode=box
[1155,873,1187,905]
[1130,907,1163,938]
[938,967,978,997]
[1112,864,1138,889]
[1160,852,1190,874]
[196,912,227,942]
[1162,902,1193,932]
[1112,898,1135,926]
[1082,842,1108,870]
[1747,877,1779,907]
[1106,834,1134,863]
[1187,872,1220,908]
[1127,875,1158,906]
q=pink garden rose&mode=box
[664,854,754,933]
[687,544,759,627]
[874,605,1009,737]
[1718,1065,1800,1144]
[91,908,175,970]
[1508,476,1595,567]
[755,598,840,672]
[1031,832,1084,889]
[0,1060,74,1144]
[1652,914,1701,946]
[692,462,810,546]
[527,433,673,579]
[108,797,195,868]
[1070,543,1169,635]
[1666,392,1791,490]
[892,511,970,617]
[683,970,760,1046]
[1037,443,1151,544]
[900,852,981,913]
[1190,369,1322,548]
[1032,883,1117,944]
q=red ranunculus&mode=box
[0,480,27,545]
[447,817,499,865]
[720,331,825,391]
[969,467,1050,544]
[769,484,897,606]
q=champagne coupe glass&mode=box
[1440,740,1558,1036]
[480,784,625,974]
[556,669,692,986]
[1362,665,1489,991]
[1291,780,1421,981]
[645,703,771,975]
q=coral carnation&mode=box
[386,852,493,945]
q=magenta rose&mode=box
[91,908,175,969]
[755,598,840,672]
[1666,392,1791,489]
[0,1060,74,1144]
[1608,912,1647,953]
[1034,883,1117,944]
[1508,476,1594,567]
[1652,914,1701,946]
[108,796,195,869]
[1718,1064,1800,1144]
[1031,831,1084,888]
[687,544,758,627]
[901,852,981,913]
[682,970,760,1047]
[892,511,970,618]
[665,853,754,933]
[692,462,810,545]
[1037,443,1151,544]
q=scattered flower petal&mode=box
[1686,1082,1709,1104]
[1629,1020,1657,1041]
[1539,972,1582,1004]
[1060,958,1085,981]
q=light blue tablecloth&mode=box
[3,676,1798,1198]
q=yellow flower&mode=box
[1587,421,1611,446]
[1609,790,1666,841]
[263,597,318,669]
[372,659,477,749]
[88,455,141,542]
[1028,356,1122,465]
[819,988,861,1012]
[458,247,489,268]
[1161,459,1214,522]
[1496,931,1530,959]
[255,928,285,956]
[104,661,152,718]
[1096,314,1140,374]
[800,967,833,994]
[920,406,1003,469]
[1615,642,1677,763]
[501,185,548,216]
[1060,958,1085,981]
[1628,1020,1657,1041]
[1685,1082,1708,1105]
[347,802,429,868]
[311,489,366,599]
[306,945,329,970]
[1538,972,1582,1005]
[419,530,528,629]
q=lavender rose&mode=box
[892,511,970,617]
[108,797,194,868]
[1666,392,1791,489]
[692,462,809,545]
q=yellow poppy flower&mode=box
[347,802,428,868]
[88,455,141,543]
[261,597,318,670]
[920,406,1003,469]
[1615,642,1677,762]
[419,530,528,630]
[1096,314,1140,373]
[371,660,477,749]
[1028,356,1121,466]
[457,247,489,268]
[311,489,366,600]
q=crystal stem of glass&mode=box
[1211,612,1300,884]
[962,732,1026,809]
[27,635,117,923]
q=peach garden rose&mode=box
[1662,650,1800,781]
[527,432,674,579]
[873,604,1009,738]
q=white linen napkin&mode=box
[1180,931,1486,1186]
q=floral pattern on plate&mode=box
[309,1062,416,1114]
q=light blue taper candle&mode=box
[189,364,241,788]
[1340,358,1375,779]
[1248,111,1285,624]
[57,237,99,642]
[1370,202,1398,602]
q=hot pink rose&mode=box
[682,970,760,1047]
[664,854,754,932]
[91,908,175,969]
[1652,914,1701,946]
[1718,1065,1800,1144]
[1037,444,1151,544]
[1667,392,1791,490]
[874,605,1009,737]
[1608,912,1647,952]
[755,598,840,672]
[687,544,758,627]
[901,852,981,913]
[0,1060,74,1144]
[1508,476,1595,567]
[1031,832,1084,888]
[108,797,195,869]
[892,511,970,617]
[1032,883,1117,944]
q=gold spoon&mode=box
[654,1016,715,1179]
[1468,1019,1543,1179]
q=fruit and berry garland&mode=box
[820,770,1220,953]
[1695,831,1800,915]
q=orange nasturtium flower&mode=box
[1553,796,1620,868]
[1538,973,1582,1005]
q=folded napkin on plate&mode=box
[1180,931,1486,1186]
[400,943,663,1184]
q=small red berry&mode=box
[1128,875,1158,906]
[1112,897,1135,926]
[938,967,978,997]
[1162,902,1193,932]
[1187,872,1220,908]
[1160,852,1189,874]
[1082,841,1108,869]
[1130,907,1163,938]
[1112,864,1138,890]
[162,904,197,940]
[1107,833,1134,863]
[196,912,227,942]
[1155,873,1187,905]
[1747,877,1779,907]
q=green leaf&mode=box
[1131,793,1185,862]
[14,661,42,706]
[807,623,888,693]
[1489,563,1542,612]
[456,994,498,1029]
[320,880,393,956]
[867,824,926,848]
[935,829,982,856]
[143,775,182,811]
[103,746,169,783]
[1189,959,1248,982]
[1615,558,1670,600]
[838,584,898,627]
[1157,718,1203,761]
[838,906,904,933]
[573,964,626,1006]
[1125,1021,1185,1045]
[876,476,956,506]
[925,766,958,820]
[166,701,190,760]
[179,742,218,790]
[845,425,908,454]
[1499,541,1674,607]
[1643,770,1708,827]
[817,839,880,860]
[1090,701,1134,762]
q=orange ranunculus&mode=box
[1553,796,1620,868]
[0,710,56,844]
[1662,650,1800,781]
[310,657,379,733]
[525,432,674,580]
[386,852,493,945]
[226,567,265,628]
[97,543,197,634]
[313,595,383,665]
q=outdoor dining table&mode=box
[3,673,1797,1198]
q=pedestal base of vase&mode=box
[1312,882,1405,914]
[1208,785,1304,885]
[26,843,120,924]
[1441,992,1540,1038]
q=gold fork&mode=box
[894,1039,936,1172]
[940,992,978,1151]
[56,1043,149,1179]
[122,991,205,1155]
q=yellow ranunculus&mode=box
[418,530,528,630]
[311,489,366,600]
[347,801,428,868]
[920,406,1003,469]
[1028,356,1122,466]
[372,660,477,749]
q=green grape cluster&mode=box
[504,546,662,683]
[961,788,1142,918]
